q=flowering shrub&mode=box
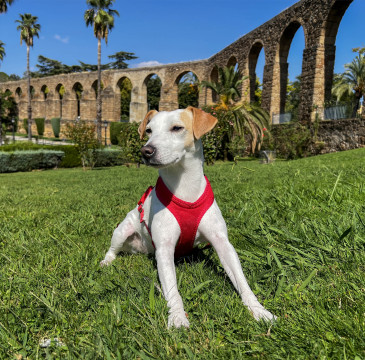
[64,120,99,169]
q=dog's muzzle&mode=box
[141,145,156,163]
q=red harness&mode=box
[138,176,215,258]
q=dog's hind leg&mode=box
[100,208,143,266]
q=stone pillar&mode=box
[299,44,328,123]
[62,91,77,121]
[130,85,148,123]
[101,86,118,121]
[159,84,178,111]
[80,90,96,121]
[262,62,275,116]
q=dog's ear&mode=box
[187,106,218,140]
[138,110,158,140]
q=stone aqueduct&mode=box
[0,0,354,125]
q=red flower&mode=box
[263,127,267,131]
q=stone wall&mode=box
[312,118,365,154]
[0,0,354,125]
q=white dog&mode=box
[101,107,276,328]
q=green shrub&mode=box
[94,148,124,167]
[0,142,81,168]
[263,122,312,159]
[0,150,64,173]
[109,122,125,145]
[23,118,28,134]
[35,118,45,136]
[117,122,145,164]
[51,118,61,138]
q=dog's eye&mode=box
[145,128,152,135]
[171,126,184,132]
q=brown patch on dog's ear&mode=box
[138,110,158,139]
[187,106,218,140]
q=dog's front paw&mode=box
[100,252,116,267]
[250,306,277,322]
[168,311,190,329]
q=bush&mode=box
[0,150,64,173]
[117,122,145,164]
[51,118,61,138]
[94,148,124,167]
[109,122,124,145]
[35,118,45,136]
[263,122,312,159]
[64,120,99,169]
[0,142,81,168]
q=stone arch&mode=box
[72,82,83,118]
[55,83,64,118]
[277,21,307,114]
[117,76,132,121]
[15,87,22,100]
[175,71,200,109]
[91,79,105,99]
[321,0,353,102]
[143,73,162,111]
[30,86,35,100]
[227,55,238,70]
[248,41,265,103]
[41,85,49,100]
[209,66,219,103]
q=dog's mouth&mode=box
[142,156,180,168]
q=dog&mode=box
[101,106,276,328]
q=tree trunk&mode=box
[96,37,102,143]
[352,96,360,118]
[27,44,32,141]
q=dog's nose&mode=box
[141,145,156,159]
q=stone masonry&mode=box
[0,0,354,129]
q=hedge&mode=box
[109,122,125,145]
[51,118,61,138]
[0,143,125,168]
[35,118,45,136]
[0,150,64,173]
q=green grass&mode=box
[0,149,364,359]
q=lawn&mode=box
[0,149,364,359]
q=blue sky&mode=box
[0,0,363,81]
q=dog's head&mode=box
[138,107,217,168]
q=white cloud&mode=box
[134,61,163,68]
[54,34,69,44]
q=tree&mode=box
[332,53,365,118]
[108,51,137,69]
[0,0,13,13]
[0,41,5,65]
[201,66,269,155]
[178,73,199,109]
[285,75,301,120]
[200,66,245,109]
[16,13,41,140]
[84,0,119,143]
[147,76,161,111]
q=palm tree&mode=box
[84,0,119,143]
[332,54,365,118]
[201,65,269,154]
[16,13,41,140]
[200,66,245,109]
[0,0,14,13]
[0,41,5,63]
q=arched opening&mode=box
[324,0,354,105]
[41,85,49,100]
[279,22,305,118]
[177,71,199,109]
[227,56,239,71]
[56,83,64,118]
[72,82,83,118]
[15,87,22,101]
[30,86,35,100]
[92,80,104,99]
[248,42,265,104]
[144,74,161,111]
[117,77,132,121]
[210,66,219,103]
